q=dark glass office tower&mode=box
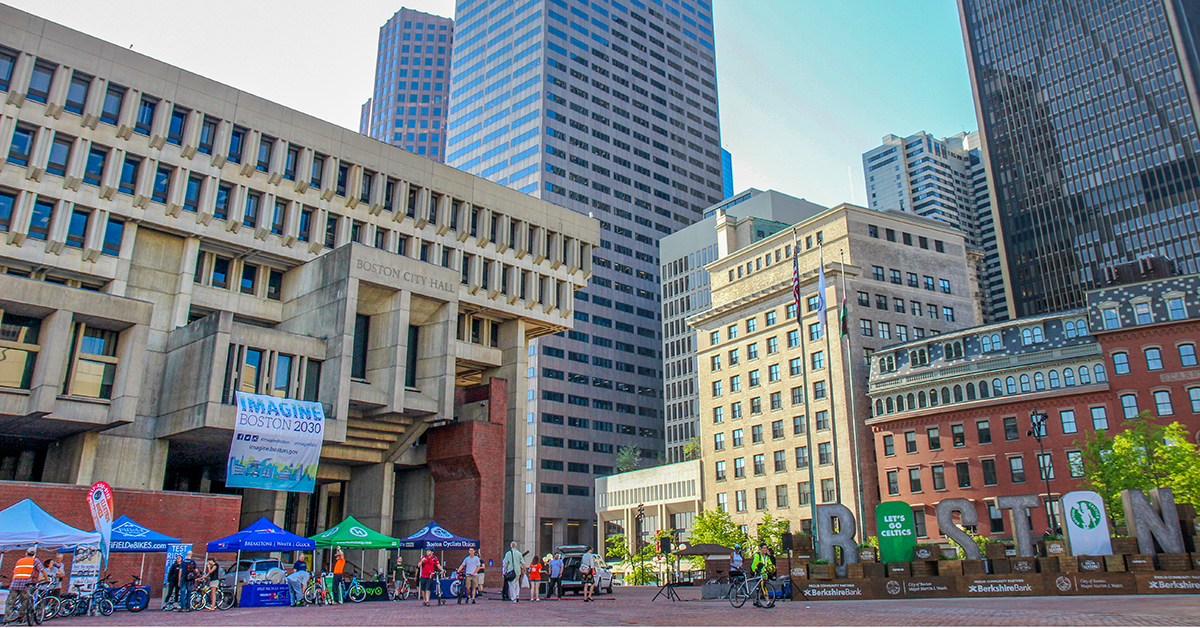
[445,0,723,551]
[959,0,1200,317]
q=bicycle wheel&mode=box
[348,584,366,603]
[30,598,46,625]
[402,583,412,600]
[304,585,316,605]
[127,589,150,613]
[218,590,236,611]
[188,591,204,611]
[729,581,750,608]
[41,597,60,620]
[96,598,115,617]
[758,582,776,608]
[57,598,76,618]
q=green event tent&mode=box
[310,516,402,548]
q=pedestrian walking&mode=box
[547,552,564,599]
[527,556,543,601]
[502,542,524,604]
[580,546,596,602]
[178,550,198,612]
[331,547,346,604]
[458,548,482,604]
[418,549,440,606]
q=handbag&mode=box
[503,570,516,582]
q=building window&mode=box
[956,461,971,488]
[1037,453,1055,481]
[820,479,836,502]
[1190,387,1200,413]
[714,460,726,481]
[886,470,899,495]
[62,323,120,399]
[775,485,789,509]
[735,490,747,512]
[351,313,370,381]
[0,313,41,390]
[860,319,873,336]
[1009,457,1025,483]
[981,459,997,486]
[1091,406,1109,430]
[1102,307,1120,329]
[882,434,894,456]
[1003,417,1019,441]
[1121,394,1139,419]
[716,493,727,512]
[753,454,765,476]
[733,458,745,479]
[904,431,917,453]
[931,464,946,490]
[1133,301,1153,325]
[813,381,826,399]
[1145,348,1164,371]
[976,420,991,444]
[1180,344,1198,367]
[1167,296,1187,321]
[795,446,808,467]
[1154,390,1173,416]
[872,266,884,281]
[817,442,832,465]
[951,424,965,447]
[908,468,922,493]
[1060,410,1076,434]
[939,278,951,294]
[926,427,941,450]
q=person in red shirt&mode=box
[527,556,544,602]
[417,550,441,607]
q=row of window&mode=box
[710,383,818,421]
[884,451,1083,496]
[540,367,657,398]
[881,410,1109,459]
[868,267,955,295]
[1100,294,1190,329]
[713,479,833,514]
[0,312,122,400]
[874,365,1108,416]
[540,338,661,369]
[712,414,824,449]
[0,190,124,255]
[866,223,948,253]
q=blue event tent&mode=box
[396,521,479,550]
[207,517,315,553]
[102,515,181,553]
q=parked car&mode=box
[221,558,285,587]
[554,545,613,595]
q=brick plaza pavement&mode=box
[57,586,1200,626]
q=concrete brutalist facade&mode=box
[0,4,598,573]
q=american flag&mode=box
[792,240,802,323]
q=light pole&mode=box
[1026,410,1058,534]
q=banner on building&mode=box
[87,481,113,569]
[226,392,324,493]
[1062,490,1112,556]
[67,544,101,594]
[876,500,917,563]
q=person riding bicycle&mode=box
[4,548,45,621]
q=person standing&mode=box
[417,549,440,607]
[331,547,346,604]
[4,548,45,620]
[458,548,482,605]
[729,545,744,580]
[502,542,524,604]
[202,558,220,610]
[580,546,596,602]
[164,555,182,611]
[44,554,66,594]
[750,545,775,608]
[286,554,309,607]
[527,556,543,601]
[547,553,564,600]
[178,550,198,612]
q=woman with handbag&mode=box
[579,546,596,602]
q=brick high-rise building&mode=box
[959,0,1200,318]
[360,8,454,161]
[445,0,726,553]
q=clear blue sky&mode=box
[12,0,978,208]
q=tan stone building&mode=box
[0,4,598,568]
[691,202,979,536]
[594,460,702,558]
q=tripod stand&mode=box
[651,557,681,602]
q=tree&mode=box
[683,438,701,461]
[603,533,629,563]
[1077,413,1200,525]
[686,508,750,550]
[754,513,790,553]
[616,444,642,473]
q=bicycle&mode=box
[54,585,114,619]
[3,581,50,626]
[729,572,776,609]
[389,574,415,601]
[341,573,366,603]
[303,573,332,606]
[97,574,150,613]
[188,581,236,611]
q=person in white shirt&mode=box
[730,544,745,580]
[458,548,482,604]
[503,542,525,604]
[579,546,597,602]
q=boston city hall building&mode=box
[0,4,599,568]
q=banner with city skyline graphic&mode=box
[226,392,325,493]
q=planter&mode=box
[846,563,866,579]
[1039,540,1067,557]
[937,560,963,577]
[808,564,835,580]
[985,543,1010,560]
[1157,553,1191,571]
[858,548,877,563]
[794,534,815,552]
[989,558,1011,575]
[962,559,987,575]
[1010,558,1037,574]
[1077,556,1105,572]
[1058,556,1079,573]
[861,563,886,579]
[1037,557,1060,574]
[910,560,937,577]
[1111,537,1139,556]
[1126,554,1155,572]
[913,545,939,561]
[886,562,911,578]
[790,566,808,580]
[1104,555,1126,572]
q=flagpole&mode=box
[840,249,866,532]
[791,231,818,548]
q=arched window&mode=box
[907,393,916,410]
[966,383,977,401]
[875,399,884,416]
[941,387,951,405]
[953,385,964,402]
[1020,374,1032,392]
[896,395,905,412]
[1006,376,1017,394]
[929,389,939,407]
[991,333,1001,349]
[1034,372,1046,391]
[1094,363,1107,382]
[1033,327,1044,343]
[1021,329,1033,345]
[979,380,990,399]
[1079,366,1091,384]
[993,378,1003,396]
[981,335,993,352]
[1065,320,1077,338]
[886,397,895,413]
[909,350,919,365]
[1049,370,1060,388]
[955,342,964,358]
[1075,320,1089,336]
[879,358,887,373]
[1064,368,1076,386]
[918,391,927,408]
[944,342,955,358]
[887,355,895,371]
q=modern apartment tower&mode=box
[660,189,826,463]
[862,131,1006,322]
[721,148,733,199]
[360,8,454,161]
[445,0,725,553]
[959,0,1200,317]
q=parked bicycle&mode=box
[188,582,235,611]
[96,574,149,613]
[303,573,332,606]
[729,572,776,609]
[389,573,415,601]
[54,585,114,619]
[340,572,367,603]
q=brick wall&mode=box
[0,481,241,594]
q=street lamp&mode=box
[1026,410,1059,534]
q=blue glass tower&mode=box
[721,148,733,199]
[446,0,723,550]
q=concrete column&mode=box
[27,309,74,414]
[486,319,530,554]
[241,489,287,529]
[346,462,395,573]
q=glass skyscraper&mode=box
[960,0,1200,317]
[445,0,724,551]
[361,8,454,161]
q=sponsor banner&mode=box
[877,577,958,599]
[360,581,390,602]
[67,544,101,594]
[1135,573,1200,594]
[875,501,917,563]
[87,481,113,569]
[1050,573,1136,595]
[794,579,874,600]
[238,584,291,607]
[1062,490,1112,556]
[227,392,324,493]
[957,575,1044,597]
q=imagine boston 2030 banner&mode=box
[227,392,325,493]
